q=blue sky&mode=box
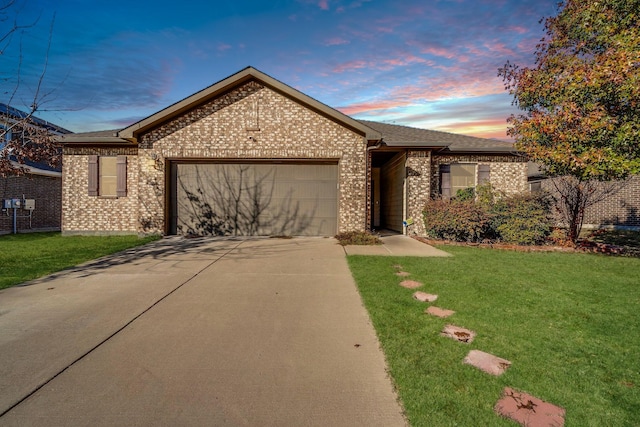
[2,0,560,139]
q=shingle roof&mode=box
[0,103,72,135]
[57,129,133,145]
[359,120,517,153]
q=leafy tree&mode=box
[499,0,640,242]
[1,0,61,177]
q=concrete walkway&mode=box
[0,237,406,426]
[343,234,451,257]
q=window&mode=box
[88,155,127,197]
[450,164,476,195]
[529,180,542,193]
[440,163,490,198]
[99,157,118,196]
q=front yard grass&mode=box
[348,247,640,426]
[0,232,159,290]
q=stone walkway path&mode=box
[394,265,565,426]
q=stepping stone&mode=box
[400,280,423,289]
[494,387,565,426]
[395,271,411,277]
[413,291,437,302]
[425,306,455,318]
[464,350,511,376]
[441,324,475,343]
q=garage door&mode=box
[170,162,338,236]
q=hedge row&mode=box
[422,184,553,245]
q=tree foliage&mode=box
[500,0,640,242]
[1,0,61,177]
[499,0,640,181]
[0,116,61,176]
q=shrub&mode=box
[335,230,382,246]
[423,186,553,245]
[422,198,492,242]
[453,187,475,202]
[491,192,552,245]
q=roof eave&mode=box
[439,146,521,154]
[379,141,449,149]
[58,136,136,146]
[9,160,62,177]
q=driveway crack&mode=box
[0,239,245,418]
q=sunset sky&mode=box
[3,0,560,139]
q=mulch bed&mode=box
[413,236,631,256]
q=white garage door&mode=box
[170,162,338,236]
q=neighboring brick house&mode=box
[529,167,640,230]
[59,67,528,237]
[1,104,70,234]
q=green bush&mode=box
[453,187,475,201]
[422,198,492,242]
[423,186,552,245]
[491,192,553,245]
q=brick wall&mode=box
[584,176,640,228]
[431,154,528,198]
[540,175,640,229]
[137,81,367,234]
[0,174,61,234]
[405,150,432,236]
[62,147,139,234]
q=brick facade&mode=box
[0,174,61,234]
[584,176,640,228]
[62,147,139,234]
[405,150,432,236]
[540,175,640,229]
[59,70,548,237]
[431,154,528,199]
[62,82,367,235]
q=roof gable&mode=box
[119,67,381,141]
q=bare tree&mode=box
[0,0,62,177]
[548,176,627,241]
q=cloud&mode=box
[318,0,329,10]
[332,60,369,73]
[324,37,349,46]
[33,30,180,113]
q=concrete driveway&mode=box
[0,237,407,426]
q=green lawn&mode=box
[0,232,159,290]
[348,247,640,426]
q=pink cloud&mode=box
[484,41,516,56]
[337,99,409,115]
[378,53,434,70]
[332,60,368,73]
[420,46,457,59]
[318,0,329,10]
[506,25,529,35]
[516,37,540,55]
[331,52,433,74]
[324,37,349,46]
[434,119,511,140]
